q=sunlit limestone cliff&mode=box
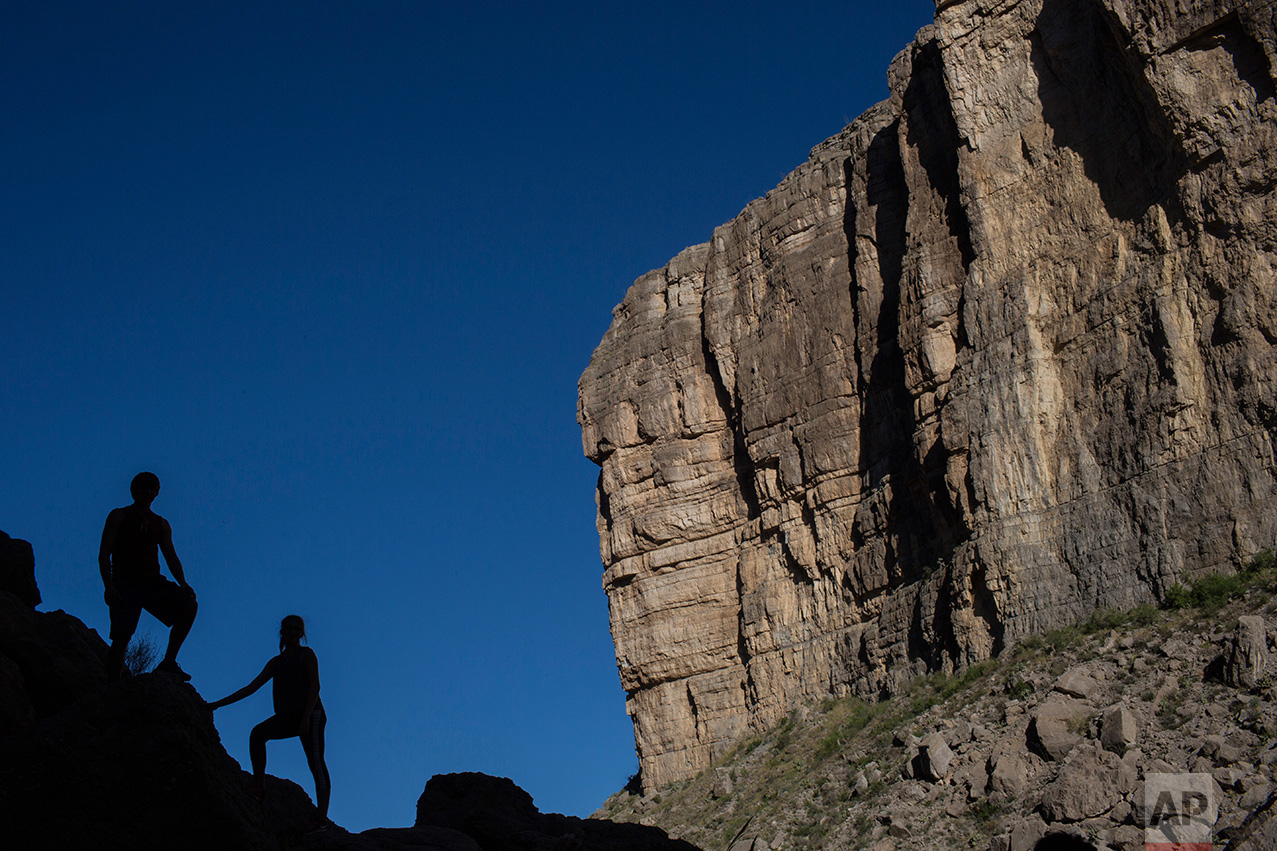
[579,0,1277,791]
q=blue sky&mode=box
[2,0,935,830]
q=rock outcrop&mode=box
[579,0,1277,788]
[0,586,331,851]
[0,531,40,608]
[415,773,701,851]
[0,541,701,850]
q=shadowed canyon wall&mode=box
[579,0,1277,790]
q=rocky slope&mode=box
[0,535,697,851]
[595,562,1277,850]
[578,0,1277,790]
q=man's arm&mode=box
[99,509,121,606]
[157,517,194,595]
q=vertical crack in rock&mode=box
[903,39,976,275]
[702,332,760,521]
[971,561,1006,657]
[581,0,1277,789]
[1030,0,1187,221]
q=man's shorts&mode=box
[109,575,192,643]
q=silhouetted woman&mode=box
[209,615,330,822]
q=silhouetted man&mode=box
[99,471,198,683]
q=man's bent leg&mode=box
[162,594,197,664]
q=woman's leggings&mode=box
[249,706,331,816]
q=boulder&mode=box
[415,773,541,849]
[1053,668,1099,701]
[1041,745,1137,823]
[1007,815,1047,851]
[1100,704,1139,754]
[415,772,701,851]
[1225,616,1269,689]
[912,731,954,781]
[712,768,734,799]
[988,742,1032,802]
[0,591,107,724]
[1028,699,1094,762]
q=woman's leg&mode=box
[300,706,331,819]
[249,716,294,797]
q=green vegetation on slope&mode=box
[596,551,1277,851]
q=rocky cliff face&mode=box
[578,0,1277,790]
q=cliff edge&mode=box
[579,0,1277,790]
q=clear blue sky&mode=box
[1,0,935,831]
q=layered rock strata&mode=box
[579,0,1277,789]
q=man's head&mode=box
[130,472,161,503]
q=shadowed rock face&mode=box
[0,594,296,850]
[0,531,40,608]
[578,0,1277,789]
[0,590,322,851]
[415,773,702,851]
[0,581,702,851]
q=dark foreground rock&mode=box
[415,773,701,851]
[0,531,40,608]
[0,588,316,850]
[0,586,701,851]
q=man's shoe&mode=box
[155,659,192,681]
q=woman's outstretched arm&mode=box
[208,658,276,710]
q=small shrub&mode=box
[1082,608,1127,633]
[1081,604,1160,633]
[1129,604,1160,626]
[1014,634,1046,657]
[953,659,998,692]
[1037,625,1083,653]
[969,799,1002,825]
[909,693,939,716]
[1157,692,1188,729]
[1245,548,1275,575]
[1164,583,1192,610]
[1164,569,1241,610]
[1005,677,1035,700]
[817,698,879,760]
[771,717,796,753]
[125,631,159,675]
[854,813,873,842]
[1164,552,1273,612]
[1193,573,1246,611]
